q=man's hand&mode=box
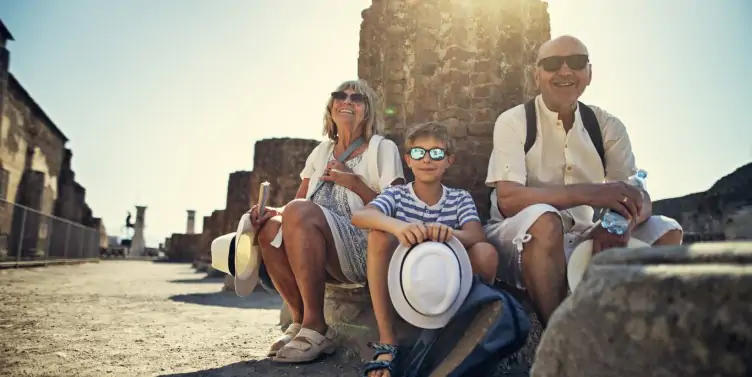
[395,223,429,247]
[584,182,644,222]
[590,225,630,255]
[248,205,280,229]
[318,161,358,189]
[426,223,453,243]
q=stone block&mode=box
[531,242,752,377]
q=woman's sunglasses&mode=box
[408,147,446,161]
[331,91,366,104]
[537,54,589,72]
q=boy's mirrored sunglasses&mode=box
[331,91,366,104]
[409,147,447,161]
[537,54,589,72]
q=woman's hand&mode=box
[318,160,358,189]
[248,205,280,229]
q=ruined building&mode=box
[359,0,550,220]
[167,138,318,263]
[0,19,106,261]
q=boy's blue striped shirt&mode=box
[368,183,481,229]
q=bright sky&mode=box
[0,0,749,246]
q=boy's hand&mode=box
[395,223,428,247]
[426,223,453,243]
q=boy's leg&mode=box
[366,229,400,346]
[467,241,499,284]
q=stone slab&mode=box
[531,241,752,377]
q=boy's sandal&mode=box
[362,342,400,377]
[267,322,301,358]
[272,327,337,363]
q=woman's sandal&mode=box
[272,327,337,363]
[362,342,400,377]
[267,323,301,358]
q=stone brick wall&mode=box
[250,138,320,208]
[342,4,550,363]
[222,171,253,234]
[196,209,225,263]
[358,0,550,221]
[166,233,202,262]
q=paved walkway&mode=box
[0,260,360,377]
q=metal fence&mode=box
[0,198,100,267]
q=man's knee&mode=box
[527,210,564,243]
[656,229,683,245]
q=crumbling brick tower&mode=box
[358,0,550,220]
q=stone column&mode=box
[186,210,195,234]
[358,0,550,221]
[531,242,752,377]
[0,21,12,128]
[129,206,147,257]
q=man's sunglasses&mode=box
[331,91,366,104]
[537,54,589,72]
[408,147,447,161]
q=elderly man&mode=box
[483,35,683,326]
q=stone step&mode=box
[532,241,752,377]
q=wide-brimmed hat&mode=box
[567,237,650,291]
[388,237,473,329]
[210,213,262,297]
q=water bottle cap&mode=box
[636,169,647,179]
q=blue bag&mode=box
[400,276,530,377]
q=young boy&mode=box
[351,121,499,377]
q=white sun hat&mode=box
[567,236,650,291]
[210,213,263,297]
[388,237,473,329]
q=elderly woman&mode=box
[249,79,405,363]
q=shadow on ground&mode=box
[168,277,225,284]
[168,290,282,310]
[157,352,360,377]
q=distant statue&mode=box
[125,212,134,228]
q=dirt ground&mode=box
[0,260,362,377]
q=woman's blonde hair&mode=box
[323,79,384,142]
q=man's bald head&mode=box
[537,35,589,62]
[534,35,592,114]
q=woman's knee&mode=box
[258,216,282,246]
[282,199,325,227]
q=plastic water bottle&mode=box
[600,169,648,235]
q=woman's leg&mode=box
[278,199,343,335]
[258,216,303,324]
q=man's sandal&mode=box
[267,323,301,358]
[362,342,400,377]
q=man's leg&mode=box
[485,204,567,327]
[633,215,684,246]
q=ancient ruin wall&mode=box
[222,171,254,233]
[250,138,320,208]
[358,0,550,220]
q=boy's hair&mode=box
[403,122,455,154]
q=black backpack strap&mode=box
[578,101,606,174]
[523,99,537,154]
